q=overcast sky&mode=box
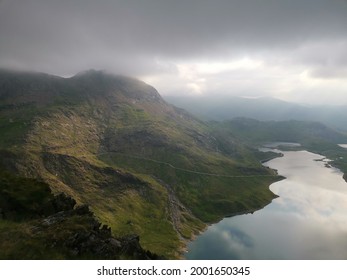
[1,0,347,105]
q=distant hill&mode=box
[165,95,347,131]
[211,118,347,183]
[0,69,279,258]
[212,118,347,146]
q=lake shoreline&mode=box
[183,162,284,259]
[182,145,287,259]
[185,147,347,259]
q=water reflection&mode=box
[186,150,347,259]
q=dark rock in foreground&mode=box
[0,171,162,260]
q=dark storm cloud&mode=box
[1,0,347,75]
[0,0,347,104]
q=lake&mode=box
[185,148,347,259]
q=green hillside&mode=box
[0,170,160,259]
[212,118,347,145]
[212,118,347,181]
[0,69,280,258]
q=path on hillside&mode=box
[98,151,278,178]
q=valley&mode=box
[0,69,280,259]
[1,69,346,259]
[1,0,346,266]
[209,118,347,181]
[186,147,347,259]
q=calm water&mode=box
[186,149,347,259]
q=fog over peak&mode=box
[1,0,347,105]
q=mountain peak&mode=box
[73,69,108,78]
[71,69,162,101]
[0,68,164,105]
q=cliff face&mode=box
[0,69,278,258]
[0,171,160,259]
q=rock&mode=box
[108,238,122,248]
[74,204,92,216]
[52,193,76,212]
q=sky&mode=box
[1,0,347,105]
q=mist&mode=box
[1,0,347,105]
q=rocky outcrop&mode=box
[33,201,162,260]
[0,171,161,259]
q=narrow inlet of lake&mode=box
[185,149,347,259]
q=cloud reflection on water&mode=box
[186,150,347,259]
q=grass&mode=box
[0,171,77,259]
[36,151,195,258]
[0,106,37,150]
[0,105,281,259]
[0,170,165,259]
[0,71,287,259]
[100,152,279,223]
[303,141,347,181]
[92,189,181,258]
[0,171,54,221]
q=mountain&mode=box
[213,118,347,146]
[0,69,279,258]
[165,95,347,131]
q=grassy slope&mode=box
[303,142,347,182]
[213,118,347,145]
[0,96,201,257]
[19,108,188,258]
[0,70,281,258]
[0,171,161,260]
[0,170,87,259]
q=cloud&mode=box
[1,0,347,104]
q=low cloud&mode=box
[1,0,347,105]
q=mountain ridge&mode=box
[165,95,347,131]
[0,69,279,258]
